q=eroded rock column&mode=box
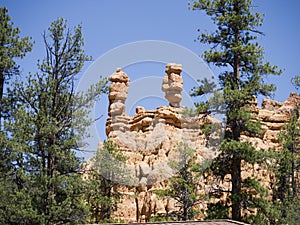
[106,68,130,136]
[162,63,183,107]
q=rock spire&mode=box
[162,63,183,107]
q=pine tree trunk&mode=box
[46,137,56,224]
[232,6,241,217]
[183,188,188,221]
[135,194,140,222]
[0,69,4,118]
[292,157,297,197]
[231,155,241,221]
[291,143,297,198]
[182,163,189,221]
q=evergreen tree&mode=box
[0,6,32,179]
[190,0,281,223]
[2,18,107,224]
[269,77,300,224]
[291,75,300,89]
[285,198,300,225]
[85,140,129,223]
[0,7,32,118]
[0,8,33,224]
[277,110,299,199]
[156,142,206,221]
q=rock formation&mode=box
[92,64,300,222]
[106,68,130,135]
[162,63,183,107]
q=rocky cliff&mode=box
[95,64,300,222]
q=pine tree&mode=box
[156,142,206,221]
[0,8,34,224]
[85,140,129,223]
[269,76,300,224]
[2,18,107,224]
[277,109,299,199]
[0,6,32,180]
[190,0,281,223]
[0,7,32,118]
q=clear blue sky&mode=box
[2,0,300,157]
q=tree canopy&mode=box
[0,17,107,224]
[191,0,281,223]
[0,7,32,118]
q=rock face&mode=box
[96,64,300,222]
[162,63,183,107]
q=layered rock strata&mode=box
[96,64,300,222]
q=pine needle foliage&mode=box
[190,0,281,223]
